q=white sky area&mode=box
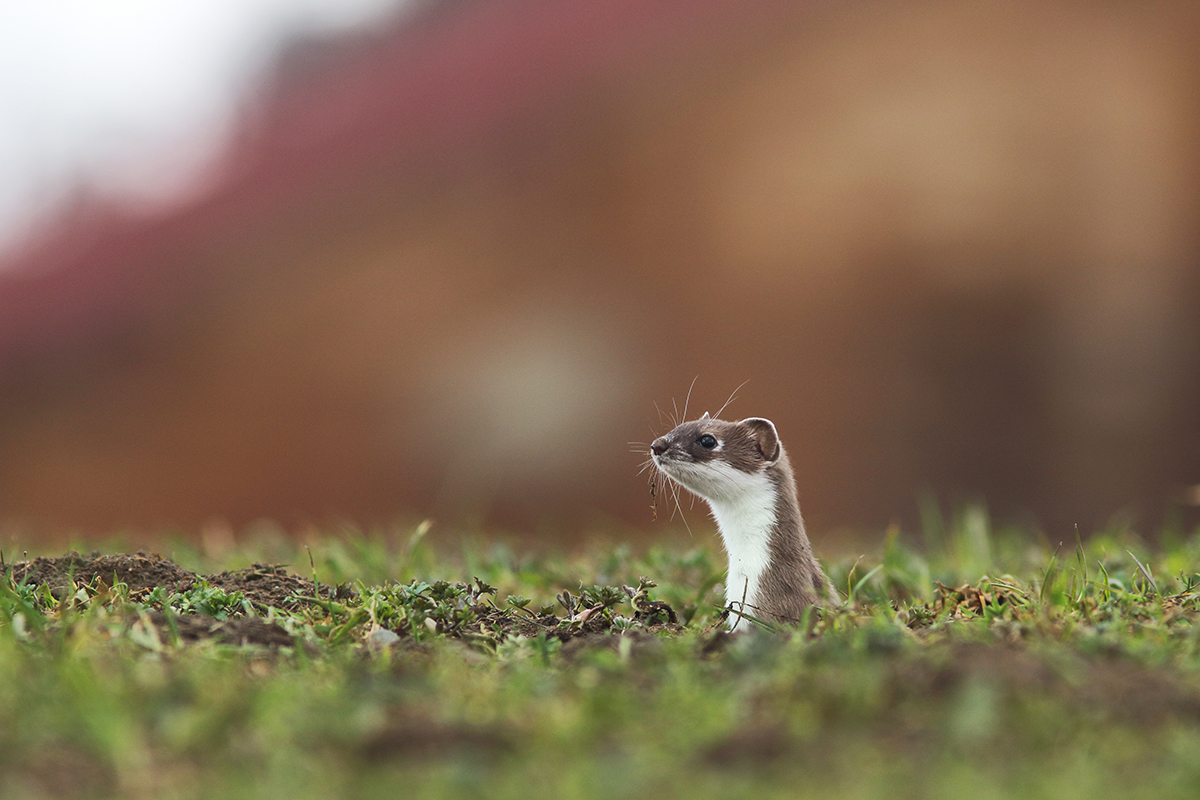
[0,0,406,257]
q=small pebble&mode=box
[366,628,401,649]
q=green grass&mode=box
[5,511,1200,799]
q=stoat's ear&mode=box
[699,411,710,421]
[739,418,780,463]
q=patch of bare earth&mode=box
[11,552,197,598]
[9,551,346,647]
[205,563,354,610]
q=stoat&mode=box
[650,413,835,630]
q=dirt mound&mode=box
[11,552,197,598]
[10,551,344,609]
[205,563,353,611]
[7,551,333,648]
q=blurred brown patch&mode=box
[1,0,1199,539]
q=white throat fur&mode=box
[660,459,778,630]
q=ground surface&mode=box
[4,514,1200,799]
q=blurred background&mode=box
[2,0,1199,546]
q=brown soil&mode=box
[10,551,344,606]
[11,552,197,598]
[204,563,354,611]
[9,551,343,647]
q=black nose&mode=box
[651,438,668,456]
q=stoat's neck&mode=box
[702,464,781,631]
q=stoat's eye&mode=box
[697,434,717,449]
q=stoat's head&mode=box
[650,414,781,503]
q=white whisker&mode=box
[715,379,749,420]
[682,375,698,421]
[653,401,669,428]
